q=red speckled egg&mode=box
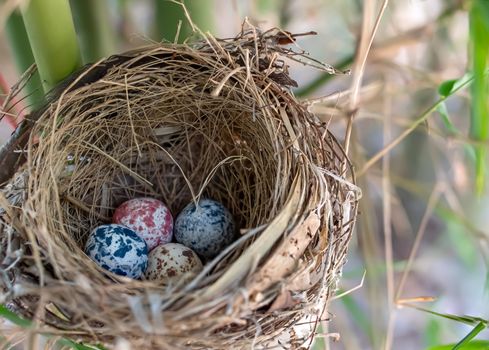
[113,198,173,251]
[145,243,203,285]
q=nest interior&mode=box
[0,29,360,349]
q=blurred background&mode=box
[0,0,488,349]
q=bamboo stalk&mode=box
[153,0,214,43]
[469,0,489,193]
[5,10,45,110]
[21,0,82,92]
[69,0,116,63]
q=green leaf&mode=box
[438,79,458,97]
[452,322,488,350]
[426,340,489,350]
[56,339,105,350]
[438,73,474,97]
[0,304,32,328]
[436,102,459,134]
[405,303,487,327]
[0,304,103,350]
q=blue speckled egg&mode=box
[174,199,236,260]
[85,224,148,279]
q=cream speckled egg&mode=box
[145,243,203,285]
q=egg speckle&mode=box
[174,199,235,260]
[113,198,173,251]
[85,224,148,279]
[145,243,203,285]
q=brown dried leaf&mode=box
[268,289,299,312]
[285,257,324,292]
[247,212,320,298]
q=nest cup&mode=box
[0,28,359,349]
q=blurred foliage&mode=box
[21,0,81,91]
[153,0,214,43]
[4,10,45,109]
[1,0,489,349]
[70,0,116,63]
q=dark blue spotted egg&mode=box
[85,224,148,279]
[174,199,236,260]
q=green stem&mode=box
[69,0,116,64]
[153,0,214,43]
[5,10,46,110]
[21,0,82,92]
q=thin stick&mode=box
[344,0,390,156]
[395,184,444,301]
[358,70,476,176]
[382,81,395,350]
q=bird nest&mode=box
[0,27,360,349]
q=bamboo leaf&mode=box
[0,305,103,350]
[436,102,459,135]
[0,304,32,328]
[438,73,473,98]
[452,322,488,350]
[426,340,489,350]
[401,303,488,326]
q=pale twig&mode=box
[344,0,390,156]
[395,184,444,301]
[331,271,366,301]
[358,72,476,176]
[382,81,395,350]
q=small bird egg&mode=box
[145,243,203,285]
[85,224,148,279]
[113,197,173,251]
[174,199,236,260]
